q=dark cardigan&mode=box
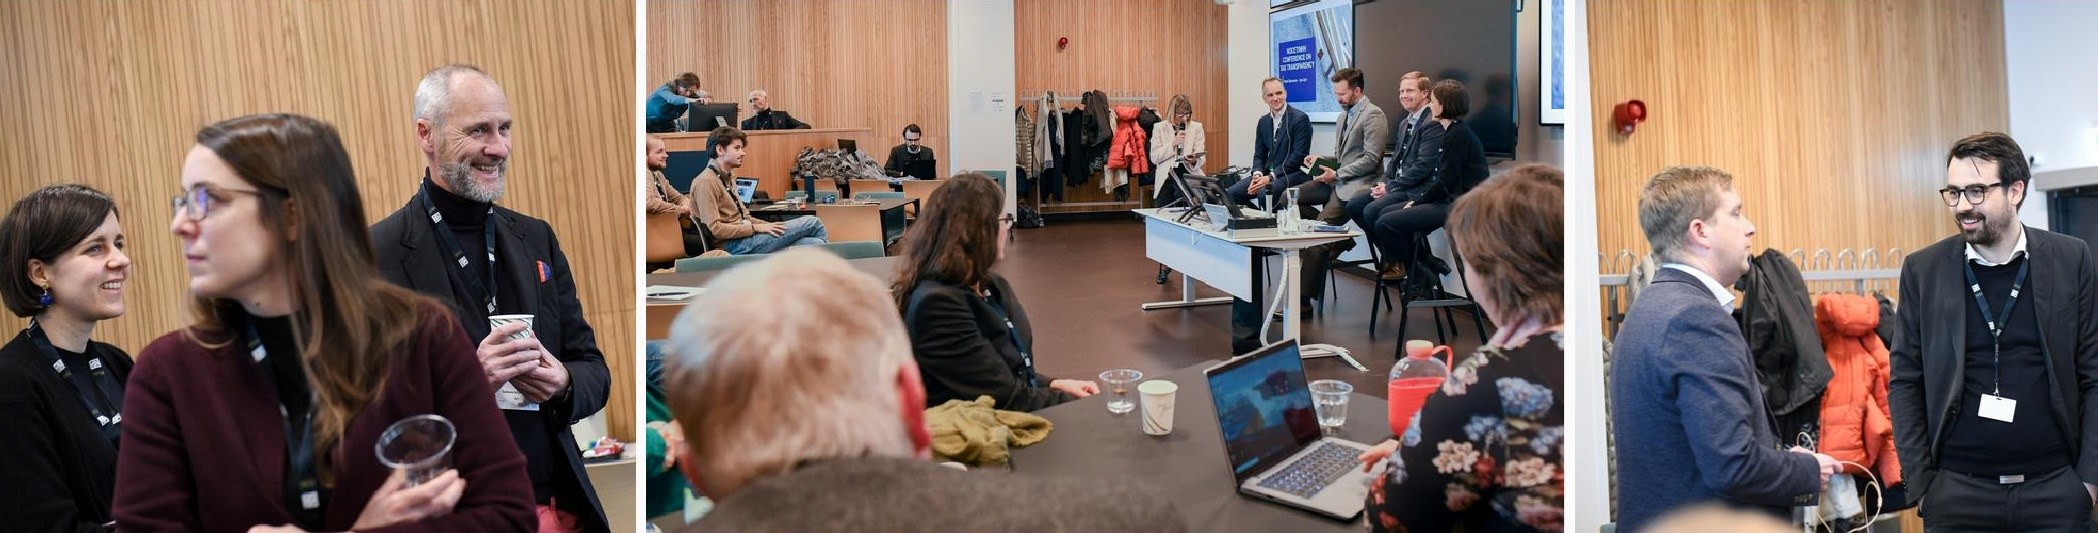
[114,303,536,532]
[0,330,132,532]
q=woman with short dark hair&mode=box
[1358,164,1565,532]
[115,113,535,531]
[0,183,133,531]
[893,172,1099,412]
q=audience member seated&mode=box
[737,89,809,130]
[893,173,1101,412]
[884,124,937,179]
[1355,163,1566,532]
[647,72,700,133]
[659,248,1188,531]
[645,135,709,265]
[688,126,829,255]
[1368,80,1490,283]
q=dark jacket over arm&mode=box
[902,276,1072,412]
[1387,121,1447,197]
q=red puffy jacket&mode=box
[1814,293,1902,485]
[1106,106,1150,174]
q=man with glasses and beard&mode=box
[1889,132,2098,531]
[370,64,614,533]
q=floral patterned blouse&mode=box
[1367,333,1565,532]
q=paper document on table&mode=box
[645,285,705,301]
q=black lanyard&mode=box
[419,182,499,315]
[246,323,326,528]
[24,320,123,444]
[982,288,1038,387]
[1962,257,2028,395]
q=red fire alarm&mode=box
[1612,100,1647,136]
[1057,37,1068,51]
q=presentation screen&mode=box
[1270,0,1354,123]
[1353,0,1519,157]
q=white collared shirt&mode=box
[1662,263,1737,312]
[1963,226,2030,266]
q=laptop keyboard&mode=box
[1255,441,1357,499]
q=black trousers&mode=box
[1922,465,2094,532]
[1370,202,1450,265]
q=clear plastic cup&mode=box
[1098,369,1144,414]
[374,414,456,487]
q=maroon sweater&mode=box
[114,303,534,532]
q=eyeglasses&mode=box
[904,137,921,143]
[171,185,265,221]
[1939,183,2003,206]
[998,213,1015,227]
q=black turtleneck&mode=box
[422,176,559,504]
[251,314,309,421]
[424,176,496,293]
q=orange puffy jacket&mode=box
[1106,106,1150,174]
[1814,293,1902,485]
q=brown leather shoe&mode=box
[1378,262,1409,281]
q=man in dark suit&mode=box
[663,249,1187,532]
[370,64,613,533]
[1890,132,2098,531]
[738,89,810,130]
[1345,71,1442,235]
[1227,76,1311,210]
[1611,165,1833,532]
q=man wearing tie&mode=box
[1344,71,1442,234]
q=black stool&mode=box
[1392,231,1488,354]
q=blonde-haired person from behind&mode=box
[659,249,1187,531]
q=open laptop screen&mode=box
[732,177,758,204]
[1206,341,1322,481]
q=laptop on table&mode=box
[1205,340,1373,520]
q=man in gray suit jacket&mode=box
[1297,67,1389,223]
[663,249,1186,532]
[1890,132,2098,531]
[1611,166,1835,532]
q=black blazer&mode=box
[902,275,1072,412]
[370,196,613,532]
[1251,106,1313,189]
[1414,119,1489,205]
[1890,227,2098,498]
[0,332,131,532]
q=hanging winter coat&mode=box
[1735,249,1836,445]
[1016,106,1038,174]
[1813,293,1903,485]
[1102,106,1149,194]
[1062,108,1090,188]
[1035,91,1061,175]
[1134,107,1162,187]
[1106,106,1150,173]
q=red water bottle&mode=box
[1388,340,1452,437]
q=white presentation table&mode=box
[1135,208,1367,371]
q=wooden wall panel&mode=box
[1014,0,1232,211]
[647,0,950,179]
[0,1,638,442]
[1589,1,2008,269]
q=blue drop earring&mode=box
[37,287,51,308]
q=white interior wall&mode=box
[2006,0,2098,229]
[947,0,1019,213]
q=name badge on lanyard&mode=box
[1964,258,2027,424]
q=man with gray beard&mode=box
[371,64,614,532]
[1890,132,2098,531]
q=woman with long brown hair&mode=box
[893,172,1098,412]
[115,113,534,531]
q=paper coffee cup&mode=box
[489,314,535,341]
[1140,380,1178,436]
